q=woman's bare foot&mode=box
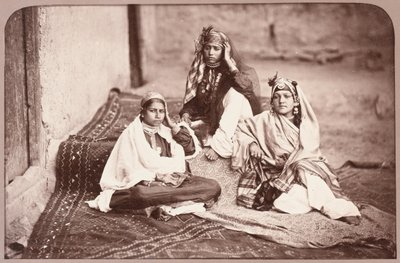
[339,216,361,225]
[205,148,219,161]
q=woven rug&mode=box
[22,90,396,259]
[189,152,395,251]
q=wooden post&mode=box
[23,7,44,168]
[4,10,29,183]
[4,7,43,184]
[127,5,143,88]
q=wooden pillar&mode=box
[5,9,29,183]
[127,5,143,88]
[23,7,43,168]
[4,7,42,184]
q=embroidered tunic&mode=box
[180,65,260,157]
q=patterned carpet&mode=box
[22,90,396,259]
[190,151,395,251]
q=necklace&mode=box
[142,122,159,135]
[206,61,221,68]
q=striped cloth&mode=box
[232,79,352,212]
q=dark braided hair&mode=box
[290,80,302,128]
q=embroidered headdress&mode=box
[194,26,227,58]
[268,72,298,101]
[141,91,166,107]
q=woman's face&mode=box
[271,90,297,118]
[142,100,165,127]
[203,43,223,64]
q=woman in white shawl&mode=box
[87,91,221,216]
[232,74,361,225]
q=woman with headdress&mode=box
[232,74,361,225]
[180,26,262,161]
[87,91,221,218]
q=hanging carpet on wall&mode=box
[22,90,395,259]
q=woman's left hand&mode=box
[223,41,233,64]
[223,41,238,72]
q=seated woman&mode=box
[87,91,221,216]
[232,74,361,225]
[180,26,262,161]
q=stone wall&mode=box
[5,5,131,246]
[39,6,131,139]
[141,3,393,66]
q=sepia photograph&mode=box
[2,1,398,260]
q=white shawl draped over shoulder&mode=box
[86,116,186,212]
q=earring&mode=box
[293,106,299,115]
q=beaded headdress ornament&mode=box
[268,72,299,102]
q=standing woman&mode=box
[180,26,262,161]
[87,91,221,215]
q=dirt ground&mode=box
[133,59,395,169]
